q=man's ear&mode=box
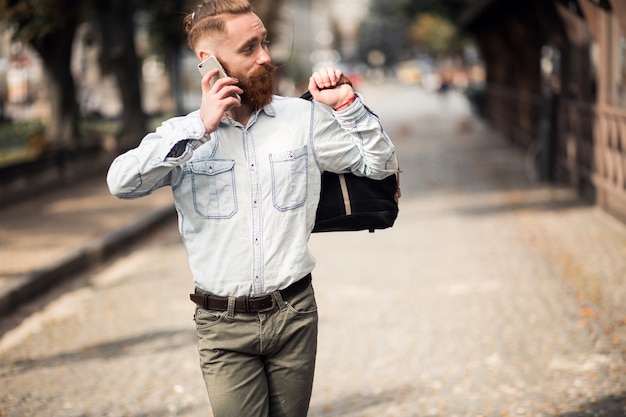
[198,50,210,61]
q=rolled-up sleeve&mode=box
[311,95,397,180]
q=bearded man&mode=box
[106,1,397,416]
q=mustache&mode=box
[238,64,276,83]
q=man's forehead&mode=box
[225,12,266,41]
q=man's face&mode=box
[203,12,275,110]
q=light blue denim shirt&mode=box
[107,95,397,297]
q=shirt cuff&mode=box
[158,112,208,161]
[332,94,368,123]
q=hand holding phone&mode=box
[197,55,242,132]
[198,55,241,101]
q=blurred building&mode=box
[461,0,626,223]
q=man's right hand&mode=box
[199,68,242,133]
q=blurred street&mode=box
[1,82,626,416]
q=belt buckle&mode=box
[256,294,277,313]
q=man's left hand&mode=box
[308,68,355,109]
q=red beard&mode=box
[225,63,276,110]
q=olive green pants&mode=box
[194,284,318,417]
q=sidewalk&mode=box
[0,171,176,317]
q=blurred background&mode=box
[1,2,626,415]
[0,0,481,161]
[0,0,625,225]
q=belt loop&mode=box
[227,296,236,318]
[273,290,287,311]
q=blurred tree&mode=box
[0,0,288,152]
[405,0,476,55]
[358,0,475,66]
[0,0,146,151]
[358,0,411,67]
[404,0,475,21]
[138,0,191,116]
[91,0,147,150]
[409,13,458,55]
[0,0,84,149]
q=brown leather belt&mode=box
[189,274,311,313]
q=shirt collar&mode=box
[220,100,277,127]
[261,101,276,117]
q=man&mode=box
[107,1,397,416]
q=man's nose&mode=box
[257,48,271,65]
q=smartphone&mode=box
[197,55,240,101]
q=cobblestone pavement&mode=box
[1,83,625,417]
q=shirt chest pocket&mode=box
[269,145,308,211]
[190,159,237,219]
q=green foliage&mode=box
[404,0,476,21]
[359,0,476,65]
[0,120,45,149]
[0,0,84,43]
[409,13,459,54]
[0,120,45,165]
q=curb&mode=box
[0,204,176,317]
